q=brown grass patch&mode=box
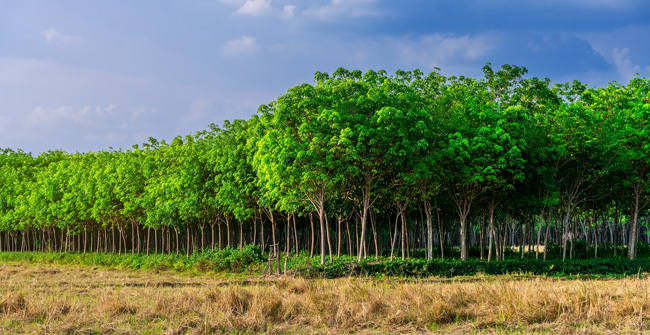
[0,262,650,334]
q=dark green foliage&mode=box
[300,257,650,278]
[195,245,264,272]
[2,247,650,279]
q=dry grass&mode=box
[0,263,649,334]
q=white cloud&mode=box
[304,0,381,20]
[218,0,245,6]
[395,34,496,68]
[576,25,650,83]
[221,36,260,57]
[611,48,641,83]
[41,28,83,43]
[219,0,295,18]
[281,5,296,18]
[236,0,273,16]
[129,106,156,121]
[28,104,117,128]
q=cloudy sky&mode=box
[1,0,649,154]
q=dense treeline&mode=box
[1,64,649,265]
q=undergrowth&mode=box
[1,244,649,279]
[0,245,264,274]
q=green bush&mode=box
[2,248,650,279]
[294,257,650,278]
[0,245,265,274]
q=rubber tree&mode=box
[608,76,650,259]
[443,74,527,261]
[212,120,258,249]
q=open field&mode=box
[1,263,650,334]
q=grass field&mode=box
[2,262,650,334]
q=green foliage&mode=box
[1,65,648,266]
[299,256,650,279]
[0,245,264,274]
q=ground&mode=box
[1,262,649,334]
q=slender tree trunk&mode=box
[562,204,573,261]
[309,212,315,258]
[424,200,433,260]
[225,216,231,248]
[390,212,400,261]
[186,224,191,257]
[628,183,642,259]
[370,211,379,260]
[357,188,370,262]
[286,213,291,257]
[210,222,215,251]
[480,213,486,260]
[346,218,352,257]
[543,211,551,261]
[131,221,135,255]
[337,215,342,257]
[260,214,265,252]
[437,209,444,260]
[325,213,332,263]
[239,219,243,249]
[400,207,407,260]
[318,207,327,265]
[488,200,498,262]
[175,227,180,254]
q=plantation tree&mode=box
[254,79,341,265]
[193,127,222,251]
[213,120,258,249]
[324,68,435,262]
[547,81,616,260]
[250,111,285,259]
[142,138,182,254]
[114,148,147,253]
[610,76,650,258]
[0,149,37,251]
[378,70,437,260]
[513,77,562,260]
[411,70,449,260]
[443,73,527,261]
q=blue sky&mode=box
[1,0,649,154]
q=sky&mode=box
[1,0,649,154]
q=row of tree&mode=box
[1,64,649,264]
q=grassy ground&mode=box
[1,263,650,334]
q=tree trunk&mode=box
[357,188,371,262]
[186,224,190,257]
[337,215,342,257]
[239,219,243,249]
[370,211,379,260]
[562,204,573,261]
[424,200,433,260]
[346,218,352,257]
[543,210,551,261]
[390,212,400,261]
[225,216,231,248]
[309,212,315,258]
[480,213,486,260]
[174,227,180,254]
[325,212,333,262]
[628,183,642,259]
[437,209,444,260]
